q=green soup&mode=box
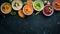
[33,1,44,11]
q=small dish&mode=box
[52,0,60,10]
[33,1,44,11]
[12,0,23,10]
[1,2,11,14]
[23,5,33,15]
[43,5,54,16]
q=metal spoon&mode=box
[35,11,40,15]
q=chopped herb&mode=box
[54,3,59,8]
[48,8,50,12]
[26,9,29,12]
[10,10,16,15]
[14,2,20,7]
[8,0,12,3]
[24,2,27,5]
[14,2,16,7]
[2,7,5,10]
[36,3,40,7]
[48,7,51,13]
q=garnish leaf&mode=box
[10,10,16,15]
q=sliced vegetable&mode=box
[18,10,25,18]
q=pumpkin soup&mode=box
[23,5,33,15]
[1,3,11,14]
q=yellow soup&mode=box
[1,3,11,14]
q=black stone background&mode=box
[0,0,60,34]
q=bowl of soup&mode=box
[52,0,60,10]
[33,1,44,11]
[1,3,11,14]
[43,5,54,16]
[23,5,33,15]
[12,0,23,10]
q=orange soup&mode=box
[52,1,60,10]
[23,5,33,15]
[1,3,11,14]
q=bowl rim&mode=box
[23,5,34,15]
[1,2,11,14]
[43,5,54,16]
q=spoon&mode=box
[35,11,40,15]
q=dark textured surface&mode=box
[0,0,60,34]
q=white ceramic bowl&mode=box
[12,0,23,10]
[1,2,11,14]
